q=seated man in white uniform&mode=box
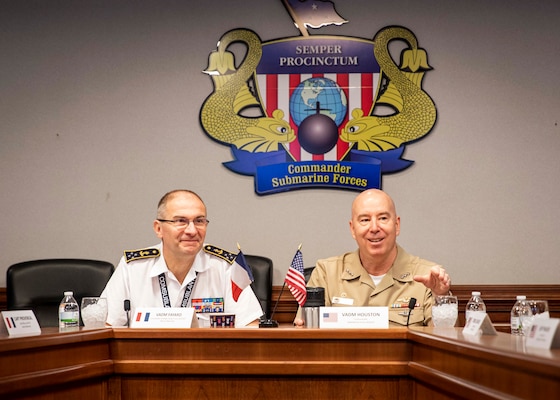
[101,189,263,327]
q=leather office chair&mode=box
[304,266,315,283]
[6,259,115,327]
[245,254,273,319]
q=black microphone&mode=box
[124,299,131,328]
[259,283,284,328]
[406,297,417,327]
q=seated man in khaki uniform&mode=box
[294,189,451,327]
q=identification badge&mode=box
[332,296,354,306]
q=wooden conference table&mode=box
[1,326,559,400]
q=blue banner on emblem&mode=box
[224,147,414,194]
[349,147,414,173]
[255,161,380,195]
[224,147,290,176]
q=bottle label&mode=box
[60,311,79,323]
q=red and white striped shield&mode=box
[255,37,381,162]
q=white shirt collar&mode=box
[149,242,212,284]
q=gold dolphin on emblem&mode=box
[340,26,437,152]
[200,29,295,152]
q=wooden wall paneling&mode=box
[408,328,560,399]
[2,285,559,329]
[0,328,113,399]
[111,328,412,400]
[271,284,560,327]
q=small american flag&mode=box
[284,249,307,307]
[322,312,338,323]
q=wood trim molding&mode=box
[0,288,5,312]
[270,284,560,325]
[1,285,558,327]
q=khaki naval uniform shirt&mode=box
[303,245,440,326]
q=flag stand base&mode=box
[259,319,279,328]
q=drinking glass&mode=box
[81,297,108,328]
[432,295,458,328]
[528,300,550,318]
[521,299,549,335]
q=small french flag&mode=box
[231,249,254,302]
[135,312,151,322]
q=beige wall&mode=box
[1,0,559,286]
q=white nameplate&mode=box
[130,307,195,328]
[462,312,497,336]
[525,318,560,349]
[319,306,389,329]
[1,310,41,336]
[332,296,354,306]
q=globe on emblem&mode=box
[289,77,347,155]
[298,103,339,154]
[289,77,348,127]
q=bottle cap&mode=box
[472,291,481,296]
[64,291,73,296]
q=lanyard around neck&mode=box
[158,272,198,308]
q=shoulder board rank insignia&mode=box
[204,244,236,264]
[124,248,160,263]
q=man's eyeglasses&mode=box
[157,218,209,229]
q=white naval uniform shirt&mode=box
[101,243,264,327]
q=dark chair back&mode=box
[6,259,115,327]
[245,254,273,319]
[304,266,315,283]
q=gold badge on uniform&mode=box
[124,248,160,263]
[204,244,236,264]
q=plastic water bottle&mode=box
[510,295,529,335]
[59,291,79,331]
[465,291,486,323]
